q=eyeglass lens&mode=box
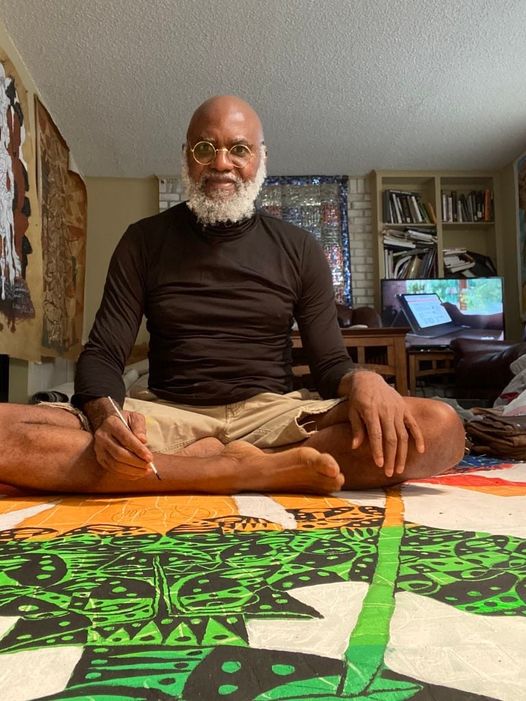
[192,141,252,167]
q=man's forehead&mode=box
[187,97,263,141]
[193,133,253,144]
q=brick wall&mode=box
[347,176,374,306]
[158,176,185,211]
[158,175,375,306]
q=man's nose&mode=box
[212,148,234,171]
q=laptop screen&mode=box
[400,293,452,330]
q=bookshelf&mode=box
[370,170,501,305]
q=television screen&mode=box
[380,277,505,334]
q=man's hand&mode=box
[340,370,425,477]
[441,302,465,324]
[84,398,154,479]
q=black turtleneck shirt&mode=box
[73,202,354,408]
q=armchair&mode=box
[450,337,526,405]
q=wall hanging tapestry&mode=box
[258,176,351,305]
[36,97,86,359]
[0,50,42,361]
[0,457,524,699]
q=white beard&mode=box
[181,154,267,226]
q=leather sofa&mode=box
[450,337,526,404]
[336,303,382,328]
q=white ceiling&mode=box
[2,0,526,178]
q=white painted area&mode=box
[459,462,526,483]
[246,581,367,659]
[0,502,57,530]
[338,489,386,509]
[401,481,526,538]
[0,645,83,701]
[386,592,526,701]
[0,616,18,639]
[234,495,297,529]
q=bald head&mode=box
[186,95,264,144]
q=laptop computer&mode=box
[399,292,503,348]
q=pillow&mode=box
[510,352,526,376]
[123,368,139,391]
[494,357,526,407]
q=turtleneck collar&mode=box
[184,202,257,242]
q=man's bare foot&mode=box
[215,441,344,494]
[176,437,224,457]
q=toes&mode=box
[316,452,340,476]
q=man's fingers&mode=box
[356,411,384,468]
[105,460,149,479]
[102,460,149,480]
[93,444,150,479]
[405,413,425,453]
[106,416,153,462]
[126,411,148,444]
[378,418,400,477]
[103,437,152,470]
[348,409,366,450]
[393,419,409,476]
[93,416,154,479]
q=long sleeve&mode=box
[294,236,354,398]
[72,224,147,409]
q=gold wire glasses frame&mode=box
[189,140,255,168]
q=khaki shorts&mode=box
[45,390,345,454]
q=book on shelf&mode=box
[383,241,438,280]
[383,236,416,249]
[382,189,434,225]
[382,226,437,246]
[442,249,497,278]
[441,189,493,223]
[445,258,476,274]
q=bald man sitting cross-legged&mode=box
[0,95,465,495]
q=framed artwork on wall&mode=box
[257,176,351,305]
[0,50,42,361]
[35,97,87,359]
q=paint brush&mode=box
[107,396,161,480]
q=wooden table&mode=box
[407,348,455,395]
[292,327,409,395]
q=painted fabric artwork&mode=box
[258,176,351,306]
[36,98,86,359]
[0,458,524,700]
[0,53,42,360]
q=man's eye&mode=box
[195,142,214,157]
[230,144,250,157]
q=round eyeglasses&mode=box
[189,141,254,168]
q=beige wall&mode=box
[84,177,158,343]
[498,161,523,340]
